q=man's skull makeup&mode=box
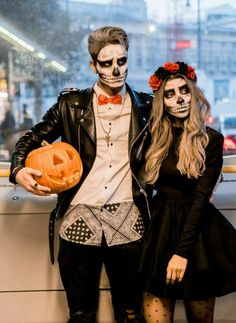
[164,77,191,119]
[95,44,128,89]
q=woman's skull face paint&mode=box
[164,78,191,119]
[96,44,128,88]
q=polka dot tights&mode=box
[143,293,215,323]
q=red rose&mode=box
[163,62,179,73]
[187,65,196,80]
[149,74,162,91]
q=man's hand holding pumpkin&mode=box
[16,167,51,196]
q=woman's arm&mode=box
[175,128,224,258]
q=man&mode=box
[9,26,152,323]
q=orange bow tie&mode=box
[98,94,122,105]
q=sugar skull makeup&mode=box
[164,78,191,119]
[95,44,128,89]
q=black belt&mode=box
[49,209,57,264]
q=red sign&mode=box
[176,40,192,49]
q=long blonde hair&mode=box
[145,75,211,184]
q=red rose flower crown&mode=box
[149,61,197,91]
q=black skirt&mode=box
[139,198,236,300]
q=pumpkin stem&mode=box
[41,140,50,147]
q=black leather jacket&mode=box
[10,84,152,261]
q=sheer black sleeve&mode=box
[175,127,224,258]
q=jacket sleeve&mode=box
[9,101,63,183]
[175,129,224,258]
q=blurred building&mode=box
[1,0,236,122]
[60,0,236,107]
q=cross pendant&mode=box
[105,134,110,147]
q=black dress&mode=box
[140,126,236,300]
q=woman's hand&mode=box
[166,254,187,285]
[15,167,51,196]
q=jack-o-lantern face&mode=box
[25,141,83,193]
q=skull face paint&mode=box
[95,44,128,89]
[164,77,191,120]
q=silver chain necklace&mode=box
[96,94,125,147]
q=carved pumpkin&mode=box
[25,141,83,193]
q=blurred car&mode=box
[208,113,236,155]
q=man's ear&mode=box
[90,60,97,74]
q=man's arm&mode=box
[9,102,63,195]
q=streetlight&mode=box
[148,24,156,33]
[185,0,201,69]
[197,0,201,69]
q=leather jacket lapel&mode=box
[75,88,96,143]
[126,84,150,148]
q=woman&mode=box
[139,61,236,322]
